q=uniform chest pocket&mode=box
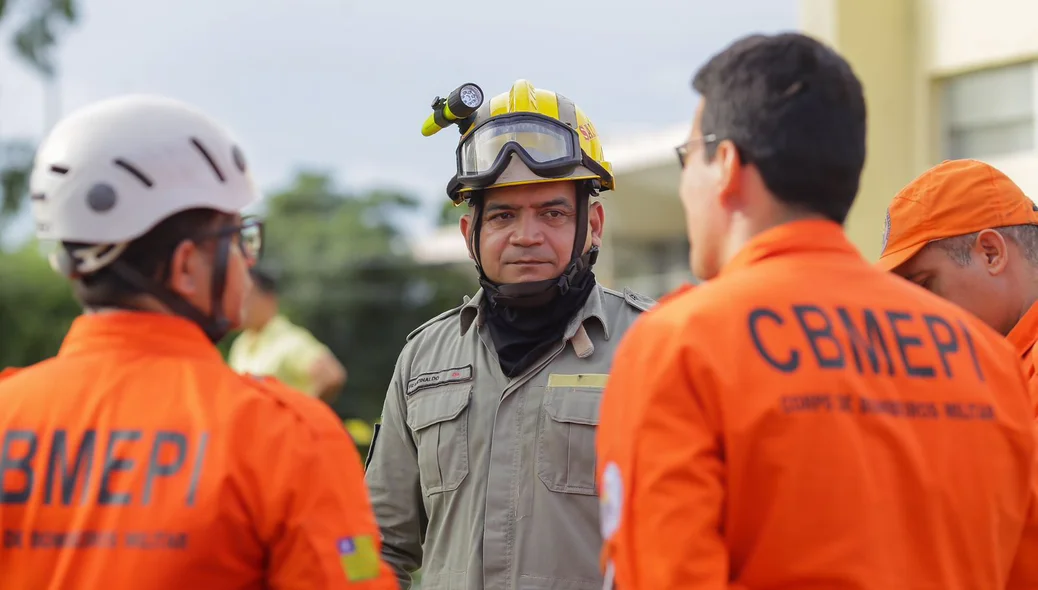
[406,384,471,496]
[537,384,603,495]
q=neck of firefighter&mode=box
[714,162,830,271]
[460,186,602,378]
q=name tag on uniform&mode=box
[547,373,609,388]
[406,365,473,396]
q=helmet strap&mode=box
[469,180,598,309]
[464,181,600,377]
[105,235,234,343]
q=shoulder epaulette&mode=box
[406,303,465,342]
[237,372,292,394]
[622,287,657,312]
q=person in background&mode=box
[229,267,348,403]
[0,93,395,589]
[878,158,1038,407]
[595,32,1038,589]
[364,79,653,590]
[229,267,374,446]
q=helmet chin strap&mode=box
[468,181,599,309]
[105,235,234,343]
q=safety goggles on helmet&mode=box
[455,112,607,191]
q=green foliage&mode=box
[0,243,78,368]
[0,141,35,232]
[1,0,78,78]
[438,198,466,227]
[250,170,476,421]
[0,0,80,234]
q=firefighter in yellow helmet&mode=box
[365,80,656,589]
[447,80,616,310]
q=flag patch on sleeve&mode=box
[337,535,380,582]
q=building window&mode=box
[942,62,1036,160]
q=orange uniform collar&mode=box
[721,219,856,276]
[58,311,223,361]
[1008,301,1038,360]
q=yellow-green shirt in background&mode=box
[227,314,374,446]
[228,314,330,395]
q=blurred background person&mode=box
[230,266,348,403]
[229,266,374,446]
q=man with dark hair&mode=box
[688,33,866,230]
[595,32,1038,589]
[878,159,1038,403]
[68,208,233,310]
[0,94,395,589]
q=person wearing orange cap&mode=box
[595,32,1038,589]
[878,158,1038,404]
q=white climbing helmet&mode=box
[29,94,261,275]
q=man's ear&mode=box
[976,229,1010,275]
[167,239,202,298]
[714,139,744,211]
[588,200,605,248]
[459,213,475,261]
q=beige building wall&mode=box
[925,0,1038,197]
[927,0,1038,74]
[799,0,927,260]
[801,0,1038,259]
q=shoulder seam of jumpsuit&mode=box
[0,367,21,382]
[229,372,343,435]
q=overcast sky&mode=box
[0,0,795,242]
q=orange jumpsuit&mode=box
[596,220,1038,589]
[1008,302,1038,413]
[0,312,396,589]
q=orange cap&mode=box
[878,159,1038,271]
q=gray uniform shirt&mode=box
[364,283,654,590]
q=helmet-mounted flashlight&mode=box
[421,83,483,137]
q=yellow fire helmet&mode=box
[446,79,615,204]
[437,80,613,309]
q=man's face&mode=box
[679,101,729,280]
[893,236,1014,334]
[460,181,604,284]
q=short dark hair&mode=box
[250,267,279,295]
[70,208,227,308]
[691,32,867,223]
